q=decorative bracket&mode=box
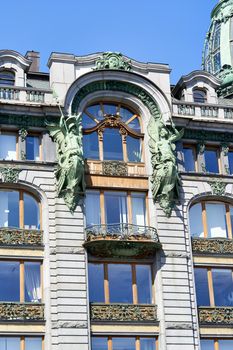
[0,167,21,183]
[208,179,227,195]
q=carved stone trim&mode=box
[199,307,233,325]
[0,228,43,246]
[183,128,233,143]
[102,161,128,176]
[0,114,58,128]
[18,128,28,142]
[0,303,44,321]
[94,52,132,71]
[0,167,21,183]
[90,304,157,323]
[208,179,227,195]
[192,237,233,255]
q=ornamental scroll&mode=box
[46,112,85,212]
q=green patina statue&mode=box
[148,116,184,217]
[47,111,85,212]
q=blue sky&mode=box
[3,0,217,83]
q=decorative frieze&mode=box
[208,179,227,195]
[199,307,233,325]
[0,167,21,183]
[90,304,157,323]
[192,237,233,255]
[0,303,44,321]
[0,228,43,246]
[102,161,128,176]
[94,52,132,71]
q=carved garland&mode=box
[192,237,233,255]
[0,303,44,321]
[199,307,233,325]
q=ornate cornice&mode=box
[199,307,233,325]
[0,228,43,247]
[0,303,44,322]
[90,304,157,323]
[182,128,233,143]
[192,237,233,255]
[0,114,58,128]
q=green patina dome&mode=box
[203,0,233,97]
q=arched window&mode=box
[0,70,15,86]
[82,103,143,162]
[189,201,232,239]
[193,89,207,103]
[212,22,221,73]
[0,189,40,229]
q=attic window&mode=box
[193,89,207,103]
[0,70,15,86]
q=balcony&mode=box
[198,307,233,326]
[90,303,158,323]
[0,302,44,322]
[0,85,54,104]
[0,228,43,247]
[192,237,233,255]
[85,160,146,177]
[83,223,161,258]
[173,101,233,121]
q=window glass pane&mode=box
[105,192,127,225]
[183,148,195,172]
[82,113,97,128]
[200,340,214,350]
[25,262,41,303]
[136,265,152,304]
[127,136,141,162]
[88,263,104,302]
[189,203,204,237]
[212,269,233,306]
[109,264,133,303]
[0,338,20,350]
[25,338,42,350]
[204,150,219,173]
[0,135,16,160]
[103,128,123,160]
[140,338,156,350]
[91,337,108,350]
[0,191,19,228]
[83,133,99,159]
[127,117,141,132]
[132,193,146,226]
[206,203,227,238]
[112,338,135,350]
[26,136,40,161]
[219,340,233,350]
[104,104,117,115]
[228,151,233,174]
[0,261,20,301]
[120,107,133,123]
[86,105,104,120]
[213,52,221,73]
[193,90,206,103]
[213,24,221,50]
[194,268,210,306]
[24,193,40,229]
[85,191,101,226]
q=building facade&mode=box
[0,1,233,350]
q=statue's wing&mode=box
[56,165,67,195]
[46,124,65,146]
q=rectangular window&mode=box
[0,261,42,303]
[0,337,43,350]
[201,339,233,350]
[83,133,99,159]
[85,190,147,227]
[26,136,40,161]
[91,337,157,350]
[88,263,153,304]
[206,203,227,238]
[127,136,141,162]
[183,146,196,172]
[228,151,233,174]
[103,128,123,161]
[0,134,17,160]
[204,149,219,173]
[0,191,19,228]
[195,268,233,307]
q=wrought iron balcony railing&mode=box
[84,223,161,258]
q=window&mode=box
[189,202,233,239]
[194,267,233,307]
[0,190,40,229]
[0,70,15,86]
[85,190,147,227]
[204,148,219,173]
[183,145,196,172]
[88,263,153,304]
[0,337,43,350]
[0,260,42,303]
[212,23,221,73]
[193,89,207,103]
[91,337,157,350]
[228,151,233,174]
[82,103,143,162]
[201,339,233,350]
[0,132,41,161]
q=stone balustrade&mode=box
[0,85,54,104]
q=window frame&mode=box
[0,259,43,303]
[0,189,41,229]
[192,89,207,104]
[190,201,233,239]
[0,70,15,86]
[88,262,155,305]
[0,336,44,350]
[183,144,197,172]
[200,338,233,350]
[203,146,221,174]
[91,336,158,350]
[82,102,144,163]
[25,133,42,161]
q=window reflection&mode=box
[127,136,141,162]
[0,261,20,301]
[88,263,105,302]
[24,262,41,303]
[189,203,204,237]
[103,128,123,161]
[204,150,219,173]
[0,338,20,350]
[183,147,195,172]
[91,337,108,350]
[109,264,133,303]
[83,133,99,159]
[140,338,156,350]
[0,134,17,160]
[136,265,152,303]
[200,340,214,350]
[26,136,40,161]
[112,338,135,350]
[194,268,210,306]
[25,338,42,350]
[212,269,233,306]
[105,192,128,225]
[24,193,40,229]
[206,203,227,238]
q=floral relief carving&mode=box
[90,304,157,322]
[102,161,128,176]
[207,180,226,195]
[0,228,43,246]
[0,303,44,321]
[192,237,233,255]
[199,307,233,325]
[0,167,21,183]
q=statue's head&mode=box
[160,127,169,139]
